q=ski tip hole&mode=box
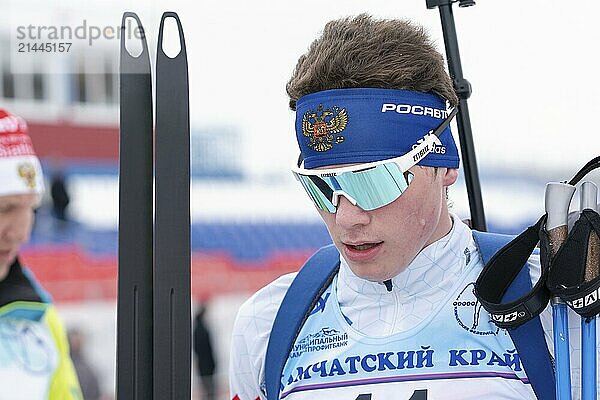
[123,16,144,58]
[161,16,182,59]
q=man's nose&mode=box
[335,195,371,229]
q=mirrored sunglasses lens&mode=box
[335,163,409,210]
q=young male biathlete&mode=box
[229,15,598,400]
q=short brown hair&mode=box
[287,14,458,110]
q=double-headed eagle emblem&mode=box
[18,163,37,189]
[301,104,348,152]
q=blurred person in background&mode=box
[193,304,216,400]
[0,108,83,399]
[68,328,101,400]
[50,164,71,224]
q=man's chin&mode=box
[348,262,390,282]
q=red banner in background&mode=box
[28,122,119,160]
[21,246,311,303]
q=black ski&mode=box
[117,12,154,400]
[426,0,487,231]
[154,12,191,399]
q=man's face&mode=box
[0,193,38,279]
[318,166,457,282]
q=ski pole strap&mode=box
[547,209,600,318]
[473,228,556,400]
[568,155,600,186]
[265,244,340,400]
[474,215,551,328]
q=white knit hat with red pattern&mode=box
[0,109,45,197]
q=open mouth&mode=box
[346,242,382,251]
[343,241,383,262]
[0,250,13,260]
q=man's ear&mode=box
[443,168,458,186]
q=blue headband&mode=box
[295,88,460,169]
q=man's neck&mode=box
[425,209,454,247]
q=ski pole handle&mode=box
[545,182,576,400]
[545,182,576,246]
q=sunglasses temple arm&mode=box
[395,107,458,171]
[395,134,442,171]
[431,107,459,138]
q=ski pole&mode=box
[545,182,576,400]
[425,0,486,231]
[580,181,598,400]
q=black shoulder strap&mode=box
[265,244,340,400]
[473,230,555,400]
